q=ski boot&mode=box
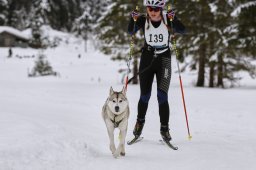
[127,119,145,145]
[133,119,145,137]
[160,125,172,142]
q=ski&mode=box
[159,139,178,150]
[127,136,178,150]
[127,136,143,145]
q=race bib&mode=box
[144,19,169,48]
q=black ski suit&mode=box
[127,12,185,128]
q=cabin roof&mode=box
[0,26,29,41]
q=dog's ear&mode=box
[110,86,114,95]
[122,86,126,96]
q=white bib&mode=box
[144,15,169,53]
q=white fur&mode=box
[102,87,130,158]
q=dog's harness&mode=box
[110,114,124,128]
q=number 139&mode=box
[149,34,163,43]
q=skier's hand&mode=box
[131,10,139,21]
[167,10,175,20]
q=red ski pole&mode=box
[168,5,192,140]
[176,54,192,140]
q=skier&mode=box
[8,48,13,58]
[128,0,185,143]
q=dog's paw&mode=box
[120,152,125,156]
[113,150,121,158]
[113,152,119,158]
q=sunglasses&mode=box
[147,6,162,12]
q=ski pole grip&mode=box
[133,6,139,22]
[168,5,171,11]
[167,5,173,22]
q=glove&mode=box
[167,10,175,20]
[131,10,139,21]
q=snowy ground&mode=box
[0,38,256,170]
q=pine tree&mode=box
[29,52,56,77]
[212,0,256,87]
[235,0,256,57]
[46,0,81,31]
[97,0,144,84]
[231,0,256,81]
[175,0,255,88]
[5,0,33,29]
[73,10,91,36]
[6,0,19,28]
[175,0,213,87]
[30,0,45,48]
[209,1,233,88]
[87,0,109,25]
[72,0,108,38]
[0,0,8,25]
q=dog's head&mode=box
[107,87,128,115]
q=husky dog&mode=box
[102,87,129,158]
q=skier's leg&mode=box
[156,52,172,141]
[133,52,155,137]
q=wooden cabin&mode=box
[0,26,29,48]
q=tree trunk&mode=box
[209,61,215,88]
[196,43,206,87]
[7,1,16,27]
[217,54,224,88]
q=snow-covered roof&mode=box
[0,26,29,40]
